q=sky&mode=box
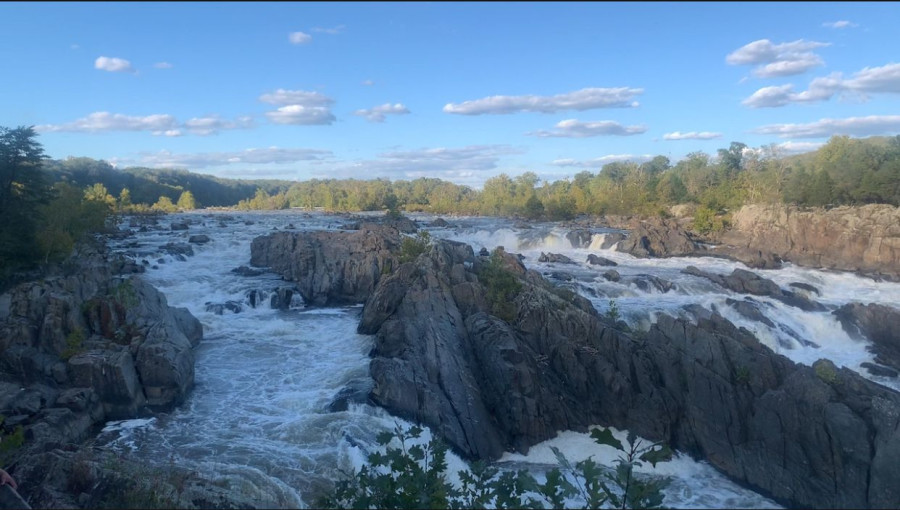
[2,2,899,188]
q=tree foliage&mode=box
[320,423,671,509]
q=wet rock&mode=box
[430,218,450,228]
[586,254,617,266]
[538,252,575,265]
[683,266,826,312]
[834,303,900,371]
[188,235,210,244]
[204,301,243,315]
[478,247,490,257]
[170,222,189,231]
[566,229,594,248]
[599,232,626,250]
[602,270,620,282]
[269,288,296,310]
[861,362,898,378]
[326,378,374,412]
[625,274,675,293]
[789,282,821,296]
[231,265,266,277]
[727,297,776,328]
[161,243,194,257]
[548,271,574,282]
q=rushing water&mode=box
[98,210,900,508]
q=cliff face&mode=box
[722,204,900,279]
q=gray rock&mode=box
[684,266,826,312]
[602,270,620,282]
[834,303,900,371]
[616,219,699,258]
[586,254,617,266]
[599,232,626,250]
[566,229,594,248]
[188,234,210,244]
[538,252,575,265]
[170,222,189,231]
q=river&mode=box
[97,210,900,508]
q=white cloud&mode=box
[323,145,524,180]
[775,141,825,154]
[742,63,900,108]
[288,31,312,44]
[35,112,254,135]
[353,103,410,122]
[362,79,375,86]
[183,115,254,135]
[529,119,646,138]
[119,147,332,169]
[662,131,723,140]
[94,56,135,73]
[154,62,173,69]
[753,115,900,139]
[36,112,177,133]
[726,39,829,78]
[443,87,643,115]
[258,89,334,106]
[823,20,858,29]
[312,25,346,34]
[265,105,336,125]
[551,154,653,167]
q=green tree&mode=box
[0,126,49,272]
[176,190,197,210]
[118,187,133,212]
[152,195,178,213]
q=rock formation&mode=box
[721,204,900,280]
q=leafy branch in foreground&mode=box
[320,423,672,509]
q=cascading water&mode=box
[99,210,900,508]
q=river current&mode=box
[98,210,900,508]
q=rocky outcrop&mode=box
[834,303,900,372]
[249,225,401,306]
[615,218,700,258]
[354,235,900,509]
[721,204,900,280]
[0,241,202,483]
[683,266,825,312]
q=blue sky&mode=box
[2,2,899,188]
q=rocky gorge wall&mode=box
[722,204,900,280]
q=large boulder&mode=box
[615,218,700,258]
[250,225,402,306]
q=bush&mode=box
[320,424,671,509]
[478,250,523,323]
[398,231,432,264]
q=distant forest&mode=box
[44,135,900,226]
[4,126,900,288]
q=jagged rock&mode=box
[548,271,574,282]
[616,218,699,258]
[161,243,194,257]
[789,281,821,296]
[625,274,675,293]
[269,288,296,310]
[538,252,575,264]
[188,235,210,244]
[721,204,900,280]
[602,270,620,282]
[231,265,265,277]
[683,266,826,312]
[861,362,899,378]
[355,237,900,509]
[430,218,450,228]
[326,378,374,412]
[834,303,900,371]
[566,229,594,248]
[204,301,243,315]
[249,226,402,306]
[586,254,617,266]
[599,232,626,250]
